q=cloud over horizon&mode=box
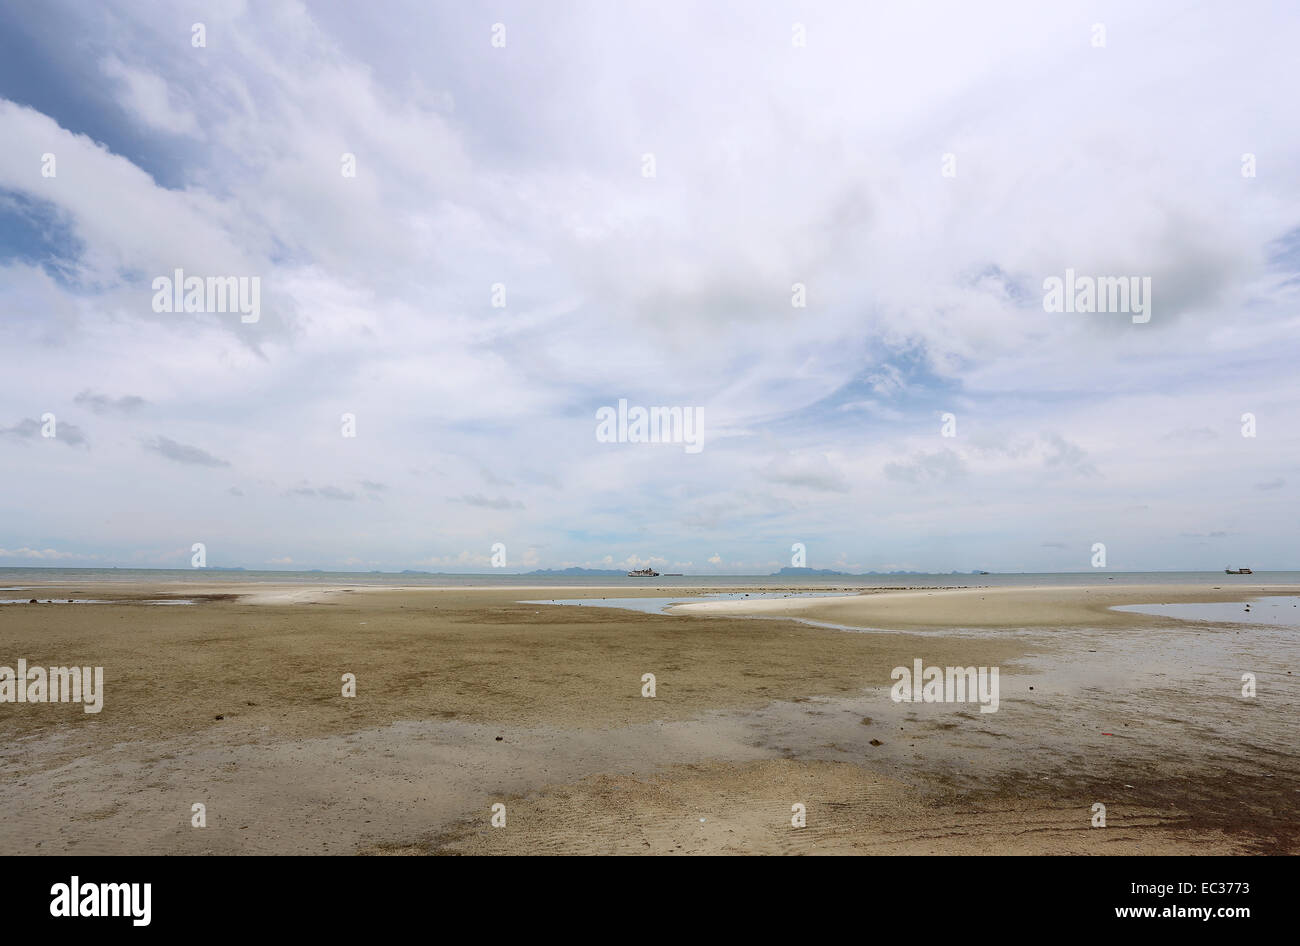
[1,1,1298,573]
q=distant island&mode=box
[524,567,629,576]
[770,567,990,577]
[770,567,852,576]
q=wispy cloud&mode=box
[456,494,525,511]
[1042,434,1101,479]
[884,448,966,484]
[1,417,86,446]
[142,436,229,467]
[74,390,147,414]
[760,452,850,493]
[0,546,84,560]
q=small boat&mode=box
[626,568,660,577]
[1224,567,1253,575]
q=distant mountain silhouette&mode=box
[772,566,989,576]
[771,566,851,576]
[525,567,627,576]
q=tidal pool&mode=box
[1113,596,1300,627]
[520,591,854,616]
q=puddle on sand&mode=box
[522,593,1021,638]
[520,592,854,616]
[1113,596,1300,627]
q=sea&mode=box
[2,568,1297,589]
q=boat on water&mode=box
[1225,567,1253,575]
[626,568,660,577]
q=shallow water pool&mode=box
[1113,596,1300,627]
[520,591,854,616]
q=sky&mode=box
[1,0,1298,574]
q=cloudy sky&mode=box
[1,0,1298,574]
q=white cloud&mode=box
[0,547,83,560]
[0,0,1298,572]
[100,55,201,137]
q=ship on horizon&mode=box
[626,567,660,577]
[1225,567,1254,574]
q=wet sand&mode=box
[669,582,1299,628]
[1,583,1296,855]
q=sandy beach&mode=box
[1,582,1296,855]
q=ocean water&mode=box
[1,567,1297,589]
